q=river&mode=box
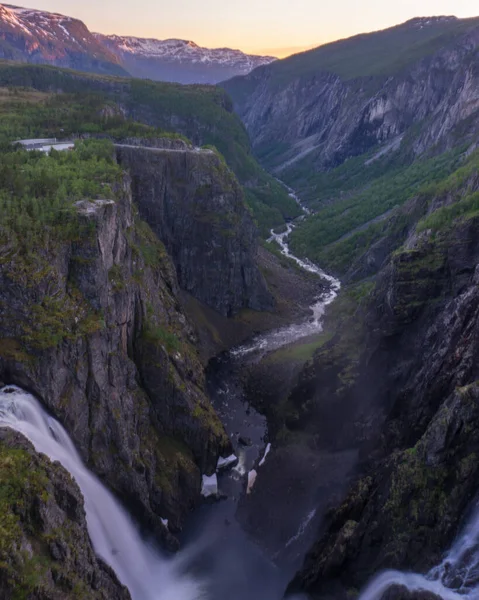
[2,183,479,599]
[178,188,342,599]
[0,187,343,599]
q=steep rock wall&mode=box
[224,25,479,173]
[287,187,479,597]
[0,174,230,547]
[116,143,273,316]
[0,429,131,600]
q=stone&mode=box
[201,473,218,498]
[116,143,273,317]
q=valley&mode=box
[1,7,479,600]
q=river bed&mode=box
[180,188,343,598]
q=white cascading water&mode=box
[232,187,341,358]
[358,483,479,597]
[0,385,203,600]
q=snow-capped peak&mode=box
[96,33,276,71]
[5,3,72,21]
[0,3,275,83]
[0,3,125,73]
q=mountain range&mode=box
[96,34,276,83]
[0,3,276,82]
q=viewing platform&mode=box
[13,138,75,153]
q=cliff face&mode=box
[287,178,479,597]
[223,21,479,175]
[0,170,231,548]
[0,429,130,600]
[116,142,273,316]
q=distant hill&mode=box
[0,60,300,233]
[223,15,479,175]
[96,34,276,84]
[222,15,479,275]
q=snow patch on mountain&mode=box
[96,34,277,72]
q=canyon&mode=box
[1,11,479,600]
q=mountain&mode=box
[0,3,276,83]
[0,60,300,233]
[224,15,479,175]
[0,3,127,75]
[96,34,277,84]
[219,13,479,599]
[223,15,479,275]
[283,148,479,599]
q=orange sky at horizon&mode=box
[6,0,479,56]
[251,45,317,58]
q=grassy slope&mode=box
[289,148,479,275]
[288,147,464,268]
[226,16,479,94]
[223,15,479,249]
[0,62,300,235]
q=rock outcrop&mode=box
[287,180,479,597]
[116,142,273,316]
[0,169,231,548]
[0,428,130,600]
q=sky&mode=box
[11,0,479,56]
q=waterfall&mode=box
[0,385,203,600]
[358,500,479,600]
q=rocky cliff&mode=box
[0,428,130,600]
[116,141,273,316]
[286,173,479,597]
[223,17,479,177]
[0,165,232,550]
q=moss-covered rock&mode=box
[0,162,230,552]
[0,429,130,600]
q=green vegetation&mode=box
[283,142,409,206]
[142,322,180,354]
[0,445,48,558]
[265,332,334,365]
[416,150,479,233]
[0,139,119,352]
[133,217,169,269]
[0,440,108,599]
[261,238,308,273]
[228,16,479,90]
[0,139,121,248]
[0,63,299,233]
[0,444,51,598]
[418,191,479,232]
[288,147,465,274]
[153,434,198,496]
[21,292,104,350]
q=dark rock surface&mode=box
[224,21,479,175]
[116,143,273,316]
[0,171,231,548]
[0,428,130,600]
[287,191,479,596]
